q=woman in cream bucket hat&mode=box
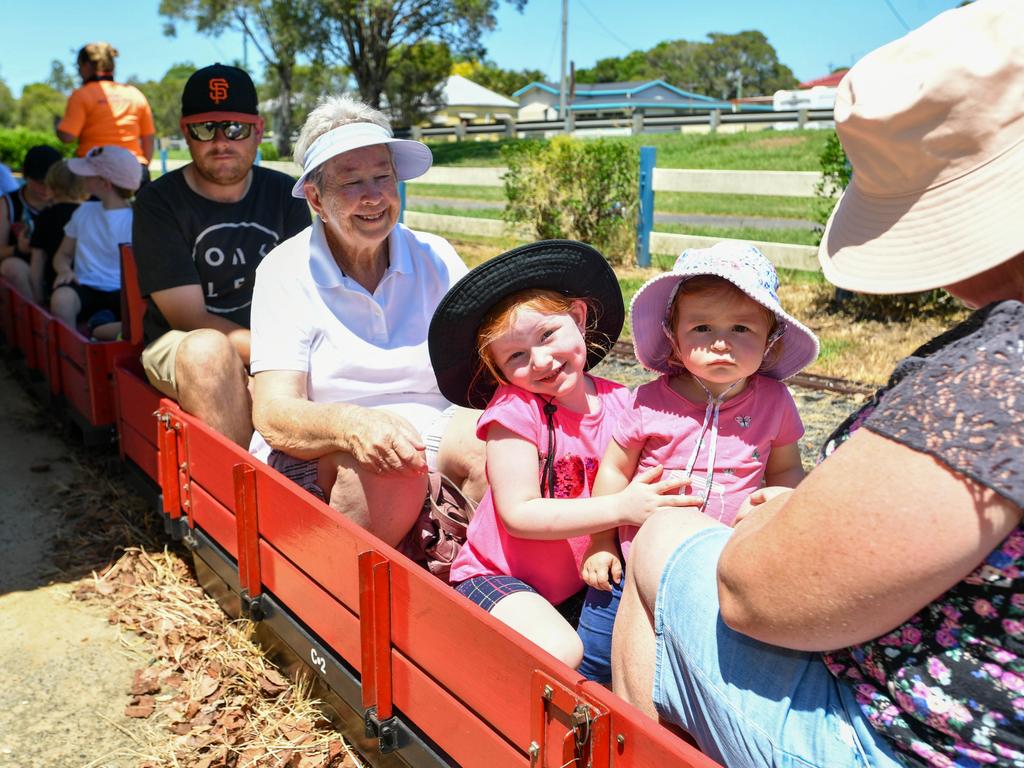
[247,95,486,553]
[611,2,1024,767]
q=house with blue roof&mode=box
[512,80,739,121]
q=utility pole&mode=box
[559,0,569,132]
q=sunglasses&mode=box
[185,121,254,142]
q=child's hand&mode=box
[619,464,704,527]
[582,547,622,591]
[733,486,793,526]
[53,269,76,288]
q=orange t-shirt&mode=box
[58,81,155,164]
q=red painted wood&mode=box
[256,538,362,666]
[156,409,182,518]
[0,278,13,343]
[358,552,393,720]
[188,483,238,559]
[11,289,35,366]
[252,467,369,610]
[28,303,51,377]
[119,422,158,479]
[233,463,261,599]
[118,244,145,346]
[391,649,526,768]
[113,362,161,445]
[388,556,584,753]
[178,412,246,511]
[46,321,60,395]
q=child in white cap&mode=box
[50,144,141,339]
[575,242,819,679]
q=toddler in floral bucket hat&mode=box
[630,242,818,380]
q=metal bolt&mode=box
[528,741,539,766]
[543,685,553,700]
[617,734,626,747]
[179,462,187,471]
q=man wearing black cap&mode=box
[133,64,310,446]
[0,145,61,295]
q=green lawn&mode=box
[407,182,820,221]
[656,222,820,246]
[425,129,832,171]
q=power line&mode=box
[881,0,911,31]
[576,0,637,53]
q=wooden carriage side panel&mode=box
[112,361,162,480]
[388,561,586,755]
[10,289,36,367]
[0,277,14,344]
[28,302,52,378]
[180,411,248,511]
[252,468,368,611]
[188,484,239,560]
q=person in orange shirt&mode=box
[57,42,155,174]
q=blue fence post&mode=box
[399,180,406,224]
[636,145,656,267]
[160,147,168,176]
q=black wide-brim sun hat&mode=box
[429,240,625,409]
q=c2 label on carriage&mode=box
[310,646,327,676]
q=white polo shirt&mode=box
[248,218,468,460]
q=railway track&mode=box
[607,340,877,397]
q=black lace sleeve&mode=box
[863,300,1024,509]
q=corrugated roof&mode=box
[440,75,518,109]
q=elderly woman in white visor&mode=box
[248,96,484,549]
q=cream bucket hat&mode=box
[818,0,1024,294]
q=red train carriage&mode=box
[0,257,718,768]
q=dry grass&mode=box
[74,548,360,768]
[43,446,363,768]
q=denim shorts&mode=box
[653,527,904,768]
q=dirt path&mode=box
[0,366,153,768]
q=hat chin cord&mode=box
[539,398,558,498]
[681,376,740,518]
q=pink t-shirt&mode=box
[449,376,629,604]
[615,374,804,557]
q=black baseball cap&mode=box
[22,145,62,181]
[181,63,259,122]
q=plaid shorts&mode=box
[267,450,327,502]
[455,575,586,625]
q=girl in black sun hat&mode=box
[428,240,698,680]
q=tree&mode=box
[17,83,67,133]
[692,31,797,99]
[314,0,527,109]
[133,63,195,138]
[573,31,796,98]
[47,60,77,95]
[453,58,546,97]
[159,0,315,155]
[259,62,350,144]
[383,41,452,127]
[0,76,16,128]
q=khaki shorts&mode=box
[140,329,191,399]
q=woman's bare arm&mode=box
[718,428,1022,651]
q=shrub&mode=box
[258,141,280,162]
[814,131,962,322]
[501,136,638,265]
[0,128,70,169]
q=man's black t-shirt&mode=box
[132,165,311,344]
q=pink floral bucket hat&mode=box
[630,242,819,380]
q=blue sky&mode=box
[2,0,961,98]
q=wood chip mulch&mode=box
[72,544,361,768]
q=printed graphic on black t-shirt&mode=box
[132,166,310,343]
[191,220,280,315]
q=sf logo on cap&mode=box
[208,78,230,104]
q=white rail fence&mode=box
[157,160,822,271]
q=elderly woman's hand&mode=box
[345,408,428,478]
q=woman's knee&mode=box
[0,257,28,280]
[630,509,724,607]
[321,453,426,546]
